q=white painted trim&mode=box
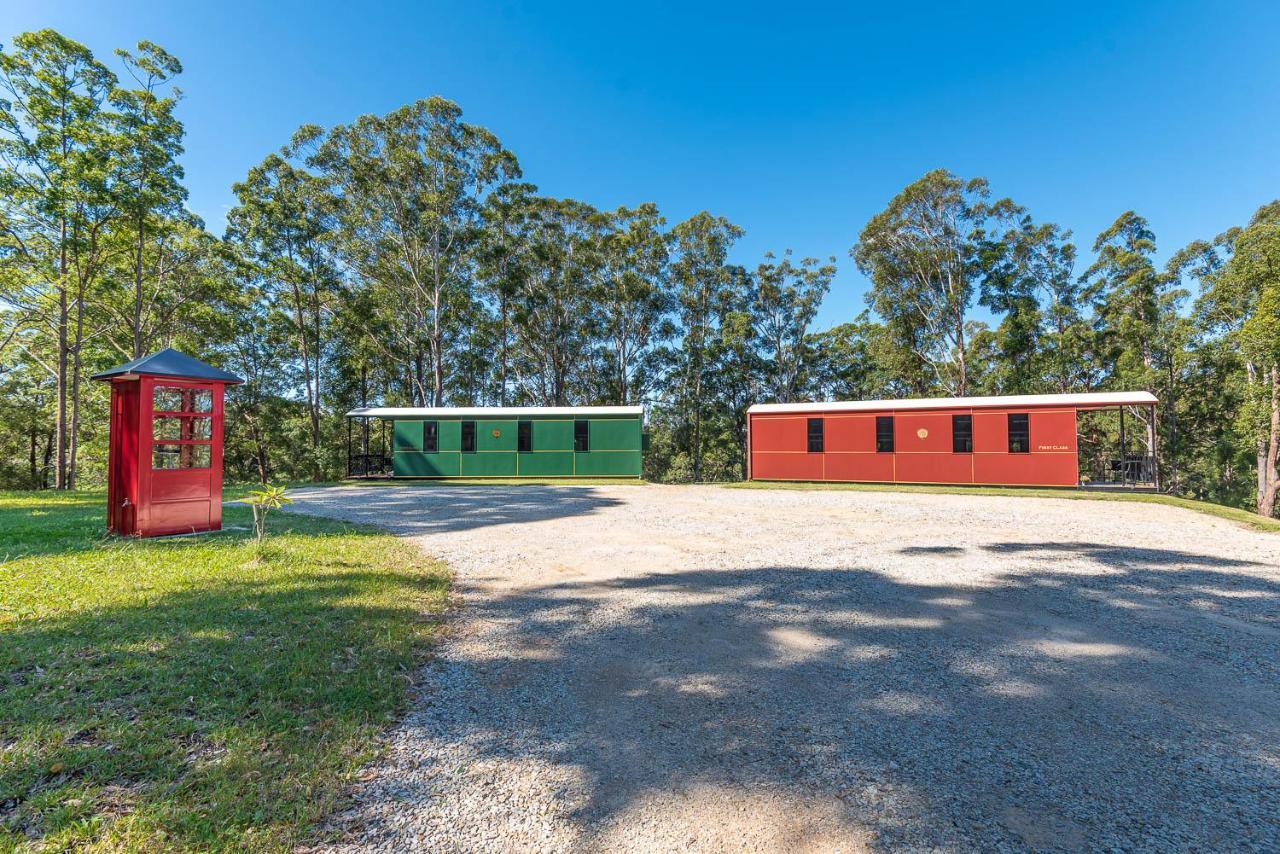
[346,405,644,418]
[747,391,1157,415]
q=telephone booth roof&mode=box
[91,348,243,384]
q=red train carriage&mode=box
[747,392,1158,489]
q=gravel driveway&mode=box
[288,484,1280,852]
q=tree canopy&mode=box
[1,29,1277,517]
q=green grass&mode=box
[727,480,1280,532]
[0,491,448,851]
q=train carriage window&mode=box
[518,420,532,452]
[423,421,438,453]
[574,420,589,452]
[461,420,476,453]
[952,414,973,453]
[1008,413,1030,453]
[876,415,895,452]
[807,418,824,453]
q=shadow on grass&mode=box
[0,515,446,849]
[356,540,1280,849]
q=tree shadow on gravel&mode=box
[982,539,1266,569]
[288,485,624,535]
[374,542,1280,851]
[896,545,965,556]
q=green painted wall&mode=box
[389,414,642,478]
[393,420,422,451]
[393,452,461,477]
[515,451,575,477]
[532,419,573,450]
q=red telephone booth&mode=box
[92,349,243,537]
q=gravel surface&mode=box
[287,484,1280,852]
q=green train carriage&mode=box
[345,406,644,479]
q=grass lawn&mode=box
[0,490,448,851]
[727,480,1280,533]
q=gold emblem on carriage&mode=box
[491,429,502,438]
[916,428,928,439]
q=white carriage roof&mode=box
[346,405,644,418]
[748,391,1157,415]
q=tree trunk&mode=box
[67,330,82,490]
[251,421,270,484]
[133,207,146,357]
[499,297,509,406]
[314,287,323,456]
[1258,364,1280,518]
[28,423,38,489]
[431,326,444,407]
[56,226,69,490]
[691,355,703,482]
[1166,359,1178,492]
[42,429,55,490]
[288,282,321,477]
[66,273,89,490]
[692,396,702,481]
[617,338,628,406]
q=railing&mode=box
[1082,454,1157,488]
[347,454,392,478]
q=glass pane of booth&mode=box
[153,443,211,470]
[154,386,212,413]
[153,416,212,441]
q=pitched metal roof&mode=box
[91,348,244,384]
[748,391,1157,414]
[346,405,643,418]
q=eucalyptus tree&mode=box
[1167,232,1237,495]
[227,149,339,476]
[852,169,1021,396]
[1082,211,1181,456]
[1191,201,1280,516]
[706,264,759,478]
[0,353,54,487]
[478,181,538,405]
[596,202,671,405]
[109,40,186,359]
[979,218,1043,394]
[1082,212,1174,385]
[982,219,1091,394]
[751,249,836,402]
[806,313,900,402]
[1020,223,1092,393]
[0,30,119,488]
[504,195,604,405]
[667,211,744,481]
[310,98,519,406]
[96,213,225,361]
[447,288,501,404]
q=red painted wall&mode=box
[107,375,228,537]
[749,406,1079,487]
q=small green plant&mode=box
[239,484,293,550]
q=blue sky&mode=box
[6,0,1279,329]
